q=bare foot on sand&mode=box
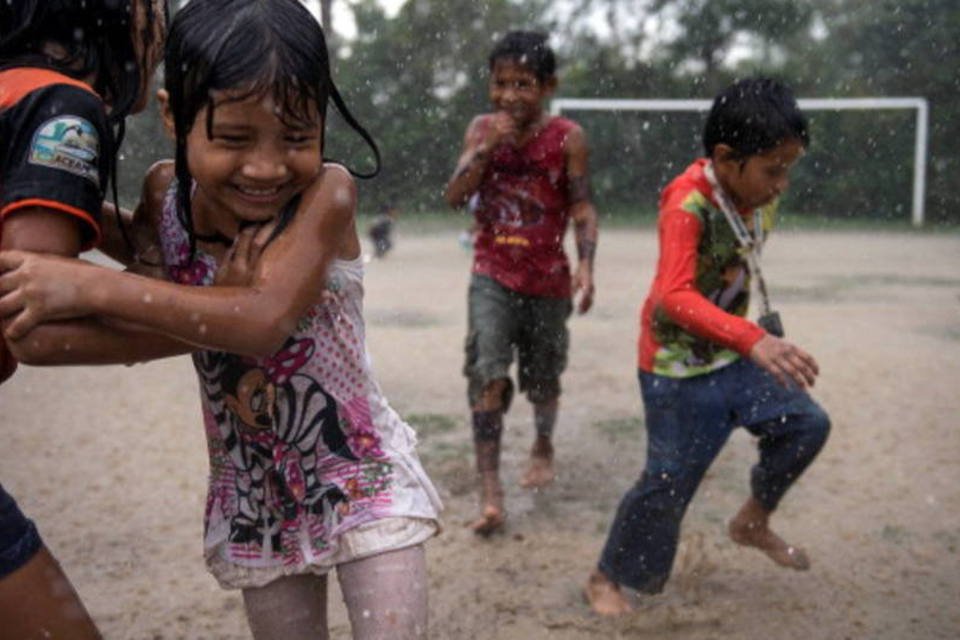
[470,472,505,536]
[469,504,506,536]
[520,454,555,489]
[520,437,555,489]
[728,498,810,571]
[584,570,633,616]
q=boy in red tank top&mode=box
[445,31,600,535]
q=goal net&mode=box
[551,97,929,226]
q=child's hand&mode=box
[485,111,518,148]
[214,221,277,287]
[749,334,819,389]
[0,250,93,340]
[573,265,595,314]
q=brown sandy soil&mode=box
[2,229,959,639]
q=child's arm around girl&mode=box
[0,159,358,358]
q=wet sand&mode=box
[2,228,959,639]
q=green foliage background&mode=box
[118,0,960,226]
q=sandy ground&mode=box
[2,228,959,639]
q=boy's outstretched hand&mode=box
[749,334,819,389]
[0,250,95,340]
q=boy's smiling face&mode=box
[714,137,805,211]
[488,58,556,130]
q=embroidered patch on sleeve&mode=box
[28,116,100,183]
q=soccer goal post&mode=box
[551,97,930,226]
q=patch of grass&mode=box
[880,524,910,544]
[405,412,460,437]
[365,309,441,328]
[593,415,643,441]
[777,213,960,234]
[932,529,958,554]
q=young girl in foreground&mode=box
[2,1,441,637]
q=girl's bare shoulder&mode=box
[300,163,357,219]
[140,160,176,222]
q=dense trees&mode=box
[118,0,958,225]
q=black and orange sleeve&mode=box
[0,82,111,250]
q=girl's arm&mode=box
[0,164,357,358]
[97,162,168,275]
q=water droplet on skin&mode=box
[143,293,153,304]
[198,324,207,335]
[333,186,352,206]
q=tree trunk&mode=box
[320,0,333,33]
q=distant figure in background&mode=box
[585,78,831,616]
[444,30,600,536]
[368,202,398,258]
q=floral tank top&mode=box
[157,181,441,570]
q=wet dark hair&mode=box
[0,0,168,126]
[1,0,169,253]
[488,31,556,82]
[165,0,379,258]
[703,77,809,159]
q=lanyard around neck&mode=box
[703,162,773,315]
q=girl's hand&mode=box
[0,250,96,340]
[214,221,277,287]
[749,334,819,389]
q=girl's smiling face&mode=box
[168,90,323,236]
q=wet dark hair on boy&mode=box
[488,31,556,82]
[0,0,168,126]
[165,0,379,259]
[703,77,809,160]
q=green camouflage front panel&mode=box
[651,191,776,377]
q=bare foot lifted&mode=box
[521,437,555,489]
[728,499,810,571]
[584,570,633,616]
[520,454,555,489]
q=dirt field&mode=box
[2,228,959,639]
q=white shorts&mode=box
[207,516,439,590]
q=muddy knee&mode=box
[471,379,512,444]
[473,378,513,414]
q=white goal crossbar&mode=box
[551,97,929,226]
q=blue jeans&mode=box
[0,482,42,579]
[597,359,830,593]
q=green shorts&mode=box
[463,274,572,407]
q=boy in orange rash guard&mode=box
[585,78,831,615]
